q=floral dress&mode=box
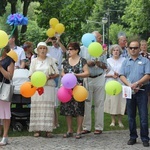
[60,57,87,117]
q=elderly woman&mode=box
[0,45,15,146]
[29,42,59,137]
[60,42,89,139]
[104,44,126,128]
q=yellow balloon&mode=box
[46,28,55,37]
[31,71,47,88]
[0,30,9,48]
[73,85,88,102]
[105,80,122,95]
[55,23,65,34]
[7,49,18,62]
[88,42,103,57]
[49,18,59,28]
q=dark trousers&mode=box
[127,89,149,142]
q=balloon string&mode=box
[9,25,17,39]
[0,25,17,57]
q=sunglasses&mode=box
[129,47,139,50]
[68,48,75,51]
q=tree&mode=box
[0,0,7,16]
[122,0,150,39]
[36,0,95,44]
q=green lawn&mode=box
[8,105,150,137]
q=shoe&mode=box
[94,130,102,135]
[118,123,124,128]
[127,139,136,145]
[75,133,82,139]
[81,130,91,134]
[110,122,115,127]
[63,132,73,138]
[46,132,53,138]
[34,132,40,137]
[143,141,149,147]
[0,137,8,146]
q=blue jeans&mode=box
[126,89,149,142]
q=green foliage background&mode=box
[0,0,150,50]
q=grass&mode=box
[8,104,150,137]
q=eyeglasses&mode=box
[129,47,139,50]
[68,48,74,51]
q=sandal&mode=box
[76,133,82,139]
[63,132,73,138]
[0,137,8,146]
[46,132,53,138]
[34,132,40,137]
[94,130,102,135]
[81,130,91,134]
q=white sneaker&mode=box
[0,137,8,146]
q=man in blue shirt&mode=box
[120,40,150,147]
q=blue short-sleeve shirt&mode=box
[120,55,150,83]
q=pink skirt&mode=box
[0,100,11,119]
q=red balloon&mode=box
[57,86,72,103]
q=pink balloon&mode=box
[57,86,72,103]
[61,73,77,89]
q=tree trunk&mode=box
[8,0,19,44]
[20,0,30,43]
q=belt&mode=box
[89,73,103,78]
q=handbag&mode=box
[0,77,14,102]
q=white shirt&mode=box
[47,46,64,70]
[80,46,107,76]
[13,46,26,68]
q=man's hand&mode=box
[45,37,52,44]
[87,61,95,67]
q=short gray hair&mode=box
[109,44,123,55]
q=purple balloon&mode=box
[57,86,72,103]
[61,73,77,89]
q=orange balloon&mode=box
[7,49,18,62]
[72,85,88,102]
[20,82,36,98]
[55,23,65,34]
[49,18,59,28]
[46,28,55,37]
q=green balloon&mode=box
[31,71,47,88]
[88,42,103,57]
[105,80,122,95]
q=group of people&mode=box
[0,31,149,147]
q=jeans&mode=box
[127,89,149,142]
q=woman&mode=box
[23,41,34,69]
[29,42,59,137]
[0,45,15,146]
[140,40,150,60]
[104,44,126,127]
[60,42,89,139]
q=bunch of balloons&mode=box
[20,71,47,98]
[57,73,88,103]
[46,18,65,37]
[81,33,103,57]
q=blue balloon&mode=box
[81,33,96,47]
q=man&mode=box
[80,31,107,134]
[120,40,150,147]
[9,35,26,69]
[118,35,128,58]
[46,36,66,128]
